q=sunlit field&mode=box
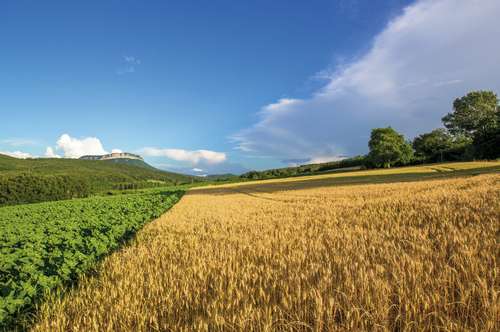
[31,163,499,331]
[203,161,500,189]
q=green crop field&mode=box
[0,189,183,329]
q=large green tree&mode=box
[412,128,454,162]
[442,90,500,158]
[442,90,499,139]
[368,127,413,168]
[473,126,500,159]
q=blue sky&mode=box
[1,0,499,175]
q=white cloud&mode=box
[192,168,204,172]
[1,138,37,147]
[44,147,61,158]
[0,150,33,159]
[117,55,141,75]
[260,98,303,117]
[55,134,108,158]
[308,155,345,164]
[124,56,141,65]
[141,147,226,165]
[232,0,500,163]
[2,135,122,160]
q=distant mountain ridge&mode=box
[0,154,200,206]
[79,152,143,161]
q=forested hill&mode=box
[0,154,199,206]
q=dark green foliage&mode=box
[442,90,499,139]
[440,90,500,159]
[368,127,413,168]
[240,156,366,180]
[315,156,366,172]
[0,190,183,329]
[0,154,198,206]
[472,126,500,159]
[411,128,469,163]
[413,129,453,160]
[103,158,158,170]
[239,90,500,180]
[204,174,239,182]
[0,174,91,206]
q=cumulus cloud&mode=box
[232,0,500,163]
[192,168,204,172]
[44,147,61,158]
[141,147,226,165]
[55,134,108,158]
[0,150,33,159]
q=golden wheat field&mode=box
[32,166,499,331]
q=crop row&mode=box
[30,174,500,331]
[0,190,183,328]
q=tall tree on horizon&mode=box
[442,90,499,139]
[368,127,413,168]
[442,90,500,158]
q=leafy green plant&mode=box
[0,189,183,329]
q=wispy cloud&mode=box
[124,56,141,64]
[433,79,463,87]
[232,0,500,163]
[117,55,141,75]
[1,138,38,147]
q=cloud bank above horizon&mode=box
[232,0,500,164]
[140,147,226,166]
[55,134,108,158]
[0,150,34,159]
[1,134,229,173]
[51,135,227,166]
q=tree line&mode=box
[242,90,500,179]
[368,90,499,168]
[0,157,199,206]
[0,174,92,206]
